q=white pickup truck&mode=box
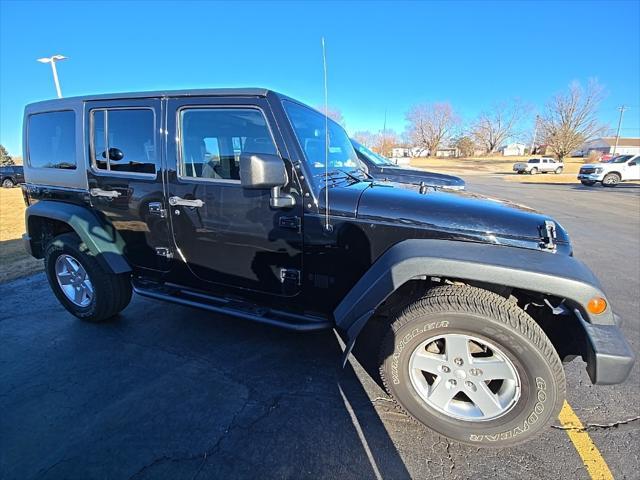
[513,157,564,174]
[578,154,640,186]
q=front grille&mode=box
[580,168,596,174]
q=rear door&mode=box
[85,98,171,271]
[164,96,303,296]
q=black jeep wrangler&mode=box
[21,89,634,447]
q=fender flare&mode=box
[24,200,131,274]
[334,239,615,360]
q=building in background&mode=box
[576,137,640,157]
[499,143,527,156]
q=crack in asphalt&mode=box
[552,415,640,432]
[125,394,284,480]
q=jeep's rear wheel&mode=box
[379,285,565,448]
[45,233,132,322]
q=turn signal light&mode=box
[587,297,607,315]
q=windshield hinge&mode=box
[540,220,557,251]
[280,268,301,285]
[279,216,301,232]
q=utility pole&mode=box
[37,55,67,98]
[381,108,387,157]
[612,105,626,156]
[530,115,539,155]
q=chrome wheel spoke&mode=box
[411,351,447,374]
[466,381,503,417]
[445,335,470,363]
[474,358,514,380]
[427,378,458,408]
[57,272,74,285]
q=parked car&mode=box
[512,158,564,174]
[21,89,633,448]
[0,165,24,187]
[351,139,465,190]
[578,154,640,186]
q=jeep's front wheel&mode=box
[379,285,565,448]
[45,233,132,322]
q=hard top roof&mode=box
[25,88,285,110]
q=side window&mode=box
[91,108,157,175]
[28,111,76,169]
[179,108,277,181]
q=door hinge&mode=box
[148,202,167,218]
[155,247,173,259]
[278,216,301,232]
[280,268,301,285]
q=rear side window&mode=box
[28,111,76,169]
[91,108,157,175]
[178,108,277,181]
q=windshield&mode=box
[351,139,396,166]
[528,159,540,163]
[611,155,633,163]
[282,100,364,184]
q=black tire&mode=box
[516,171,523,175]
[2,178,15,188]
[44,232,132,322]
[602,172,620,187]
[555,167,563,174]
[581,180,596,186]
[530,168,538,175]
[379,285,565,448]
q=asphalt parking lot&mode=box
[1,177,638,479]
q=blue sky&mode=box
[1,0,639,156]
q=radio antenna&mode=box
[321,37,332,232]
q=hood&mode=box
[374,166,465,189]
[580,163,603,169]
[354,182,571,252]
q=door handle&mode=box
[169,196,204,208]
[90,188,121,198]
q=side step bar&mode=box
[132,281,332,332]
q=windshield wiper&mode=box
[316,169,362,183]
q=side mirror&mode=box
[239,153,295,209]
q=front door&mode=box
[624,157,640,180]
[165,97,303,296]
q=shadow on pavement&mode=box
[0,276,410,480]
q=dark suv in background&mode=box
[351,139,466,190]
[1,165,24,187]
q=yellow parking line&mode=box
[558,401,614,480]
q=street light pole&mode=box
[36,55,67,98]
[612,106,626,156]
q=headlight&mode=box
[595,167,603,174]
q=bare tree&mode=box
[316,105,345,126]
[471,101,528,154]
[352,130,376,148]
[0,144,14,166]
[452,136,476,157]
[406,102,459,156]
[374,129,399,157]
[538,81,606,160]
